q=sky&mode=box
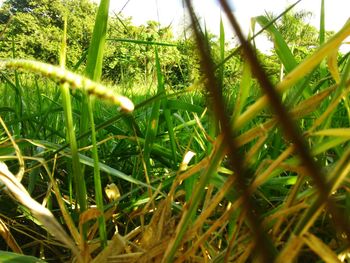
[0,0,348,51]
[106,0,350,52]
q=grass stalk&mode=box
[58,17,87,217]
[83,0,111,248]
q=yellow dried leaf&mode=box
[0,218,22,253]
[311,128,350,137]
[105,183,121,202]
[303,232,341,263]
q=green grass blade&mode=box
[232,62,251,121]
[0,251,47,263]
[108,38,177,47]
[156,55,178,167]
[235,20,350,130]
[85,0,110,80]
[255,15,297,73]
[219,15,225,87]
[143,49,163,175]
[83,0,111,248]
[161,96,178,168]
[319,0,325,45]
[167,100,203,114]
[164,143,227,262]
[58,16,87,216]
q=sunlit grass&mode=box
[1,0,350,262]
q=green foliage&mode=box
[0,0,97,65]
[0,251,46,263]
[1,1,350,262]
[264,10,319,61]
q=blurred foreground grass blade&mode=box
[219,15,225,86]
[303,232,341,263]
[164,1,277,262]
[82,0,111,248]
[311,128,350,137]
[0,161,82,262]
[220,0,350,256]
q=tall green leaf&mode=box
[82,0,111,248]
[255,15,297,72]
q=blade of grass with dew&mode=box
[58,16,87,226]
[82,0,111,248]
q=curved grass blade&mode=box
[0,162,82,261]
[0,251,47,263]
[255,15,297,72]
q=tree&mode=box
[0,0,97,66]
[103,17,187,87]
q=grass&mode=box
[1,0,350,262]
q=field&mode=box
[0,0,350,262]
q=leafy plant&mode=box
[1,0,350,262]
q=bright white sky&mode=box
[106,0,350,52]
[1,0,348,51]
